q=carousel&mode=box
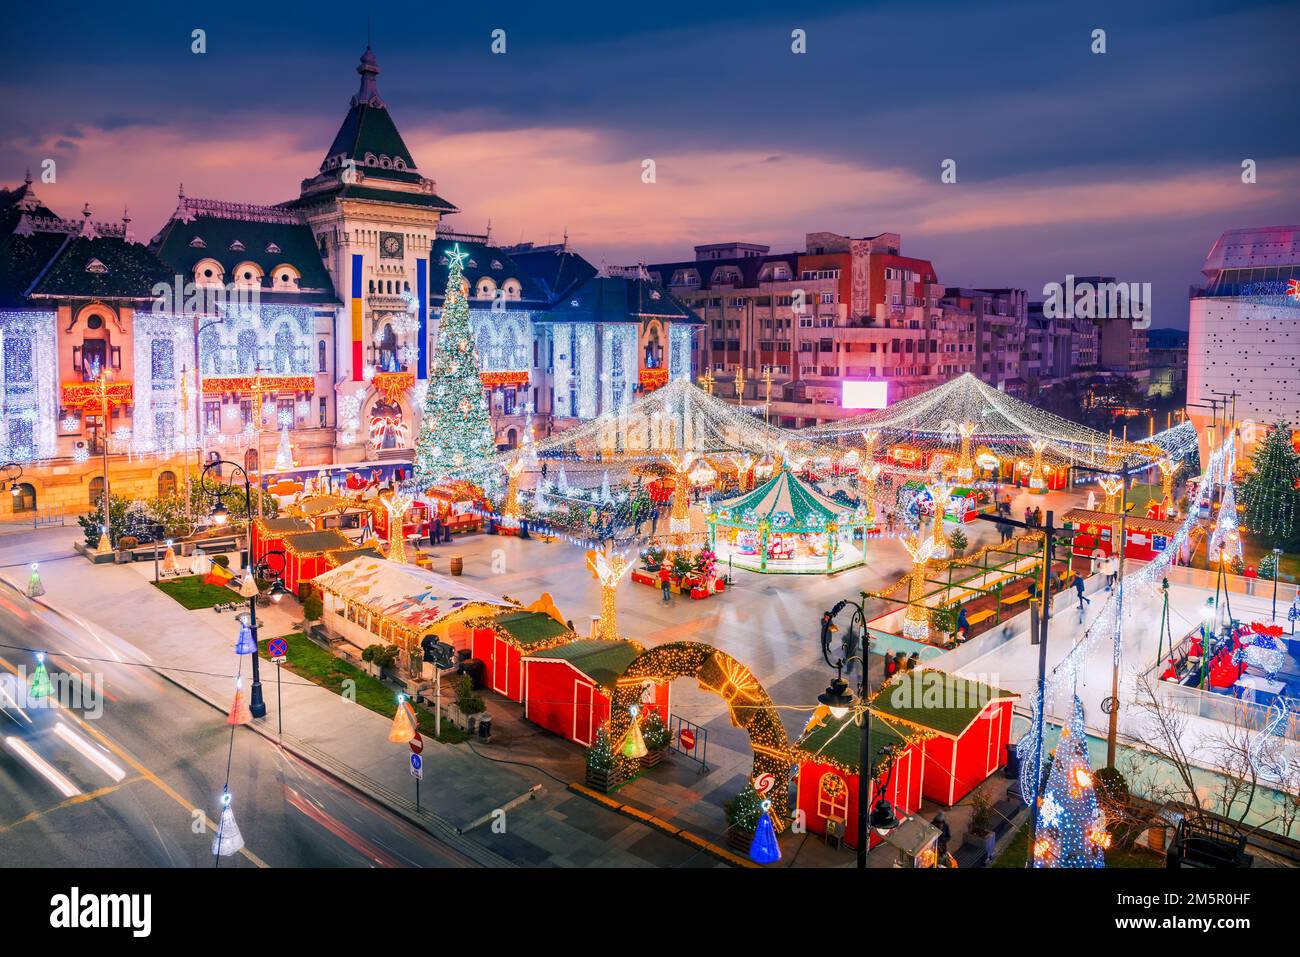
[708,467,868,574]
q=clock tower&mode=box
[283,47,459,464]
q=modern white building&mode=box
[1186,225,1300,452]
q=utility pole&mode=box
[95,368,114,553]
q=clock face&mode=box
[380,232,404,259]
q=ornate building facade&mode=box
[0,48,701,518]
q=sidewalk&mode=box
[0,526,720,867]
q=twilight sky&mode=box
[3,0,1298,328]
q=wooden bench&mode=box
[966,609,996,626]
[1001,590,1030,606]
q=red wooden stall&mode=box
[1061,508,1182,563]
[522,639,669,747]
[280,531,381,596]
[250,516,313,565]
[870,669,1019,806]
[793,712,929,851]
[469,609,576,703]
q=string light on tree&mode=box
[413,244,495,480]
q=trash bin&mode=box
[477,713,492,740]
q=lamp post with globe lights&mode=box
[819,597,901,868]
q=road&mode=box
[0,578,476,868]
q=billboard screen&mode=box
[841,380,888,410]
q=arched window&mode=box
[378,324,399,371]
[11,482,36,513]
[88,476,106,507]
[244,449,259,474]
[273,324,296,374]
[817,772,848,822]
[236,330,260,373]
[158,471,177,497]
[318,340,328,372]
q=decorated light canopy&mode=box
[709,467,867,573]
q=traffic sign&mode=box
[409,752,424,780]
[268,637,287,662]
[409,732,424,754]
[678,728,696,750]
[753,772,775,796]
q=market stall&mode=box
[250,516,313,565]
[310,556,517,677]
[1061,508,1184,562]
[869,669,1019,806]
[709,467,867,573]
[280,529,373,596]
[521,638,670,748]
[792,711,929,851]
[469,607,577,703]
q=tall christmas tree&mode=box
[1240,420,1300,548]
[414,244,496,480]
[1034,696,1107,868]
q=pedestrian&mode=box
[932,810,951,858]
[906,651,919,672]
[892,651,908,676]
[429,515,442,547]
[540,462,548,481]
[658,564,672,604]
[1033,506,1042,528]
[1105,555,1118,591]
[1073,571,1090,609]
[1025,506,1033,526]
[956,606,970,641]
[884,654,898,680]
[1244,564,1257,596]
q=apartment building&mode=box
[645,232,975,426]
[940,287,1028,395]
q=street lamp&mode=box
[200,458,267,719]
[976,507,1059,868]
[820,597,900,868]
[1,462,23,502]
[257,548,289,604]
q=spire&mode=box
[351,46,385,109]
[78,202,98,239]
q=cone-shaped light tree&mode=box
[414,244,496,481]
[1034,696,1108,868]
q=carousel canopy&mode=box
[807,372,1169,470]
[311,556,516,634]
[713,467,864,533]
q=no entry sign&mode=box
[409,732,424,754]
[678,728,696,750]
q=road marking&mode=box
[0,778,141,833]
[0,653,269,868]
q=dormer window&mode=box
[490,259,503,270]
[271,264,301,291]
[502,279,521,300]
[232,261,264,288]
[85,258,108,274]
[467,259,478,269]
[189,236,207,249]
[266,242,281,254]
[229,240,245,252]
[650,290,662,300]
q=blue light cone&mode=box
[749,808,781,864]
[234,622,256,655]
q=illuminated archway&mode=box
[607,641,793,828]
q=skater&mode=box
[1073,571,1090,610]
